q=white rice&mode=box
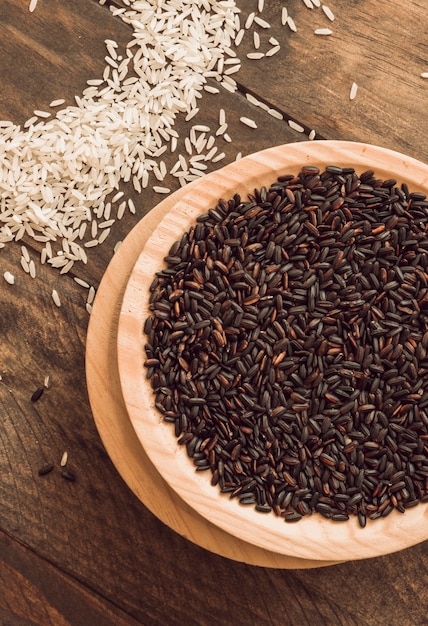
[4,271,15,285]
[350,82,358,100]
[2,0,362,299]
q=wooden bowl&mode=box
[117,141,428,562]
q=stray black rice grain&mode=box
[31,386,44,402]
[144,166,428,527]
[38,464,54,476]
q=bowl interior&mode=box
[117,141,428,561]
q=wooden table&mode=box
[1,0,427,623]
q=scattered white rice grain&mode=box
[240,117,257,129]
[29,0,38,12]
[216,123,228,136]
[350,82,358,100]
[20,257,30,274]
[322,5,335,20]
[114,241,122,254]
[258,0,265,11]
[314,28,333,35]
[98,228,111,244]
[223,133,233,142]
[34,110,51,118]
[86,303,93,314]
[269,37,280,46]
[52,289,61,307]
[281,7,288,25]
[253,32,261,49]
[268,108,283,120]
[221,81,237,93]
[235,152,242,161]
[266,45,281,57]
[254,16,271,28]
[247,52,265,60]
[3,271,15,285]
[235,28,245,47]
[44,375,51,389]
[303,0,314,8]
[309,129,317,140]
[245,12,255,29]
[111,191,124,203]
[60,451,68,467]
[21,246,30,263]
[49,99,66,108]
[288,120,305,133]
[185,108,199,122]
[287,16,297,32]
[29,260,36,278]
[128,198,136,215]
[87,286,96,305]
[204,85,220,94]
[212,152,226,163]
[153,186,171,194]
[421,72,428,78]
[74,277,90,289]
[60,260,74,274]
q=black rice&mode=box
[144,166,428,527]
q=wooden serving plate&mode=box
[86,155,340,568]
[117,140,428,563]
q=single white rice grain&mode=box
[247,52,265,60]
[34,110,51,118]
[309,129,316,140]
[74,277,90,289]
[258,0,265,11]
[266,45,281,57]
[253,32,261,49]
[281,7,288,25]
[287,16,297,32]
[245,12,255,29]
[314,28,333,35]
[303,0,314,8]
[49,99,66,107]
[322,5,335,21]
[153,186,171,194]
[60,451,68,467]
[288,120,305,133]
[87,286,96,305]
[29,0,38,12]
[240,117,257,129]
[421,72,428,78]
[254,16,270,28]
[52,289,61,307]
[4,271,15,285]
[350,82,358,100]
[44,375,51,389]
[268,108,283,120]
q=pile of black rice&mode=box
[144,165,428,526]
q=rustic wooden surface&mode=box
[1,0,427,624]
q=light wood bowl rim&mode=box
[118,140,428,561]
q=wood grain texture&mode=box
[0,0,427,623]
[0,529,141,626]
[234,0,428,164]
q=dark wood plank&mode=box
[1,1,428,625]
[1,0,134,127]
[232,0,428,164]
[0,529,142,626]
